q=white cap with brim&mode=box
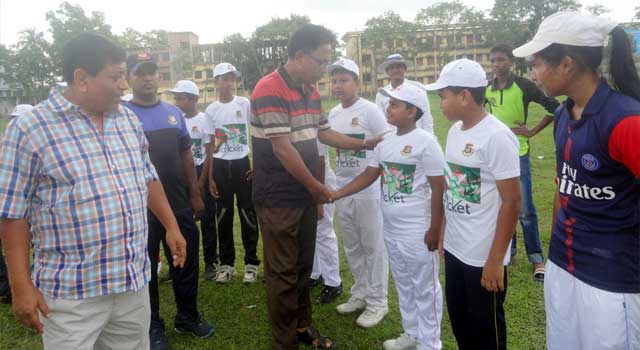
[513,11,617,58]
[168,80,200,96]
[10,104,34,117]
[378,84,428,115]
[328,57,360,78]
[424,58,488,91]
[377,54,413,74]
[214,62,241,78]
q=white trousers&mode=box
[385,236,442,350]
[311,201,342,287]
[336,197,389,308]
[41,286,150,350]
[545,260,640,350]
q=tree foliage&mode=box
[415,0,486,26]
[4,29,57,100]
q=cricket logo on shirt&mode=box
[351,117,359,127]
[444,162,481,214]
[215,123,248,153]
[336,133,366,168]
[381,161,416,204]
[192,138,203,160]
[235,110,243,119]
[401,145,412,156]
[462,143,474,157]
[168,115,178,125]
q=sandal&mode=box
[533,267,545,282]
[297,325,337,349]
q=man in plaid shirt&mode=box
[0,33,186,350]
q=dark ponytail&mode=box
[609,26,640,101]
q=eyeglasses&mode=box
[307,54,331,68]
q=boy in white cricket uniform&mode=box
[310,140,343,304]
[205,63,260,284]
[375,54,434,134]
[334,84,446,350]
[425,59,521,350]
[327,58,390,328]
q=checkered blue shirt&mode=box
[0,89,159,299]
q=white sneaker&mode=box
[355,306,388,328]
[336,297,366,315]
[243,264,259,284]
[383,332,418,350]
[215,265,235,283]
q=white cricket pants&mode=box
[545,260,640,350]
[385,236,443,350]
[311,200,342,287]
[336,197,388,308]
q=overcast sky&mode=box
[0,0,637,46]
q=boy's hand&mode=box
[423,227,440,251]
[481,260,505,292]
[364,136,384,150]
[317,204,325,220]
[245,169,253,182]
[209,179,220,199]
[190,196,205,219]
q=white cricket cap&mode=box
[168,80,199,96]
[378,83,428,115]
[424,58,488,91]
[513,11,617,58]
[377,53,412,73]
[214,62,241,78]
[328,57,360,78]
[10,104,34,117]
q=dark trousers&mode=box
[148,208,200,329]
[196,165,219,266]
[444,250,507,350]
[256,205,317,350]
[213,156,260,266]
[0,241,9,298]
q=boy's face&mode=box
[173,93,197,114]
[437,88,466,121]
[386,63,406,81]
[215,73,236,92]
[386,97,415,127]
[490,52,513,78]
[128,65,159,99]
[330,71,359,102]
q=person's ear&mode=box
[73,68,91,93]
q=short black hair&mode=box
[287,24,336,59]
[63,32,126,84]
[404,102,424,120]
[490,44,515,61]
[447,86,487,105]
[329,67,359,82]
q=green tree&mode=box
[5,29,57,101]
[45,2,114,76]
[585,4,610,16]
[415,0,485,26]
[251,14,312,74]
[634,6,640,21]
[118,28,169,49]
[220,34,261,89]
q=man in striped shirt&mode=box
[252,24,381,350]
[0,33,186,350]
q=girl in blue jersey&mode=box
[514,11,640,350]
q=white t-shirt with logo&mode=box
[185,112,210,167]
[443,114,520,267]
[375,79,434,135]
[368,128,446,239]
[329,98,390,199]
[205,96,251,160]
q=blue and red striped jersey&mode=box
[551,80,640,293]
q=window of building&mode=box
[206,69,214,79]
[318,82,326,91]
[362,54,372,65]
[179,41,188,49]
[161,53,170,62]
[417,57,424,66]
[427,57,434,65]
[161,73,171,81]
[195,71,203,79]
[377,79,385,88]
[362,73,372,82]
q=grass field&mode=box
[0,95,557,349]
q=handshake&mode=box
[309,182,344,204]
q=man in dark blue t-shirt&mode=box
[124,53,212,350]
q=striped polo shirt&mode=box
[251,66,329,207]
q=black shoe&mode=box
[315,283,343,304]
[204,263,218,280]
[307,276,324,288]
[174,317,214,338]
[149,326,168,350]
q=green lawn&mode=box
[0,95,556,349]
